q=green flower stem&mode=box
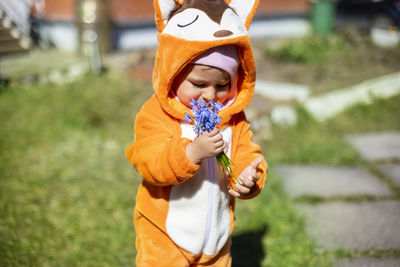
[216,152,242,185]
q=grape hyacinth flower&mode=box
[185,99,241,185]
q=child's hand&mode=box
[229,157,263,198]
[186,128,226,164]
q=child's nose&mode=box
[201,88,216,102]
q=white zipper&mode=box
[202,157,215,250]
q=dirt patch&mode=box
[252,36,400,96]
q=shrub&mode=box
[265,35,345,64]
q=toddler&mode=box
[126,0,267,266]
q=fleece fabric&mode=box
[125,0,267,265]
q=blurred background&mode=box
[1,0,400,266]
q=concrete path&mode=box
[275,131,400,267]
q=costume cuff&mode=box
[172,138,201,182]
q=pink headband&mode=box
[191,45,239,81]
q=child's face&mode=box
[174,64,231,107]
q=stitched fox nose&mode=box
[213,30,233,38]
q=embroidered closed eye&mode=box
[177,15,199,28]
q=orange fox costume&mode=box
[125,0,268,266]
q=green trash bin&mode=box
[311,0,336,35]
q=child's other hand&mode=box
[186,128,226,164]
[229,157,263,198]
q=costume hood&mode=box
[153,0,259,127]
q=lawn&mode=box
[0,76,148,265]
[0,72,329,266]
[1,35,400,266]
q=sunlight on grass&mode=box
[0,74,151,266]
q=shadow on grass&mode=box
[231,224,268,267]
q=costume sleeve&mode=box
[125,96,201,186]
[231,112,268,199]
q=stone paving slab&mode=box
[295,201,400,251]
[275,165,392,198]
[333,257,400,267]
[255,79,310,102]
[378,163,400,188]
[345,132,400,161]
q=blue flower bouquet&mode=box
[185,99,240,185]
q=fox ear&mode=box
[227,0,259,29]
[154,0,182,32]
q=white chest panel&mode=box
[166,124,232,255]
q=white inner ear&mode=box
[159,0,179,23]
[228,0,256,24]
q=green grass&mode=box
[1,73,399,266]
[265,35,344,64]
[0,75,151,266]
